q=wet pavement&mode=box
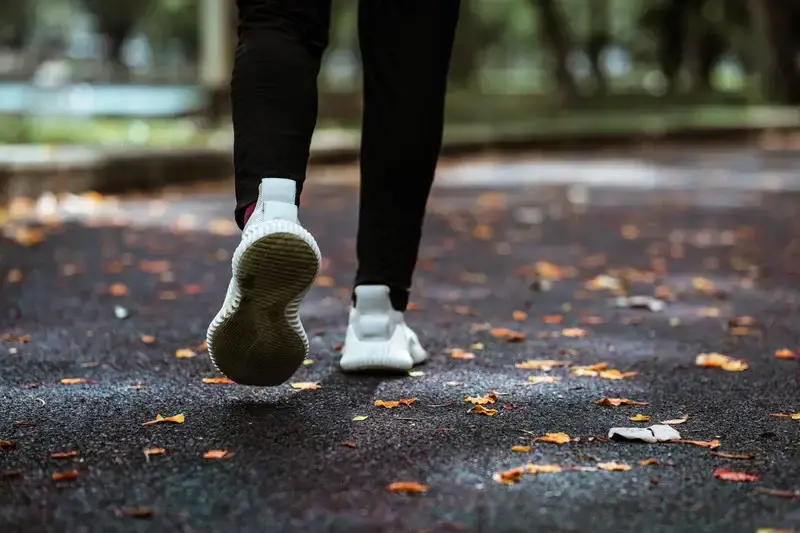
[1,155,800,533]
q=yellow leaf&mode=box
[598,461,632,471]
[639,458,660,466]
[534,432,571,445]
[674,439,720,449]
[528,376,561,385]
[512,310,528,322]
[696,353,749,372]
[769,412,800,420]
[595,398,649,407]
[302,358,315,366]
[450,348,476,360]
[315,276,335,287]
[630,414,651,422]
[352,415,368,421]
[140,334,156,344]
[493,466,526,485]
[561,328,589,338]
[598,369,639,380]
[59,378,88,385]
[515,359,570,371]
[203,450,234,460]
[470,405,498,416]
[175,348,196,359]
[142,413,185,426]
[387,481,429,494]
[144,447,166,456]
[490,328,526,342]
[660,415,689,425]
[464,393,498,405]
[511,445,532,453]
[202,377,236,385]
[290,382,321,390]
[526,464,563,474]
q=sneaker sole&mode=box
[208,222,320,386]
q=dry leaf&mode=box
[512,310,528,322]
[639,458,660,466]
[1,333,31,343]
[756,529,796,533]
[774,348,797,360]
[595,398,649,407]
[203,450,234,460]
[144,447,166,456]
[535,261,565,280]
[202,377,235,385]
[511,445,531,453]
[528,376,561,384]
[183,284,204,295]
[375,400,400,409]
[598,462,632,472]
[542,314,564,324]
[630,414,651,422]
[315,276,335,287]
[695,352,748,372]
[387,481,429,494]
[342,441,357,448]
[470,405,499,416]
[464,393,498,405]
[142,413,185,426]
[59,378,88,385]
[302,358,314,366]
[352,415,368,421]
[0,440,16,449]
[571,362,608,376]
[562,328,589,338]
[290,382,320,390]
[52,470,79,481]
[755,487,800,499]
[108,283,129,296]
[675,439,720,449]
[710,451,754,460]
[50,451,79,459]
[769,413,800,420]
[526,464,563,474]
[398,398,417,406]
[490,328,526,342]
[598,369,638,380]
[714,468,759,482]
[450,348,476,360]
[140,334,156,344]
[493,466,525,485]
[661,415,689,425]
[7,269,22,283]
[174,348,196,359]
[13,228,46,247]
[515,360,570,371]
[534,432,571,445]
[692,277,717,294]
[120,507,154,519]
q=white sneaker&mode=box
[207,178,321,386]
[340,285,427,372]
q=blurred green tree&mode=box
[81,0,153,76]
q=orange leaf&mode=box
[375,400,401,409]
[769,412,800,420]
[598,461,632,471]
[534,432,571,445]
[511,445,532,453]
[315,276,335,287]
[675,439,720,449]
[52,470,79,481]
[59,378,88,385]
[595,398,649,407]
[542,314,564,324]
[469,405,498,416]
[512,310,528,322]
[140,334,156,344]
[515,359,570,371]
[535,261,565,280]
[639,458,660,466]
[202,377,236,385]
[464,393,498,405]
[142,413,185,426]
[108,283,129,296]
[387,481,429,494]
[710,451,754,460]
[526,464,563,474]
[398,398,417,406]
[174,348,196,359]
[561,328,589,338]
[450,348,476,360]
[490,328,526,342]
[630,414,651,422]
[144,447,166,456]
[7,269,23,283]
[406,302,420,311]
[1,333,31,343]
[493,466,525,485]
[714,468,759,482]
[120,507,154,518]
[598,369,639,380]
[203,450,234,460]
[695,352,748,372]
[290,382,321,390]
[775,348,797,360]
[342,441,357,448]
[50,451,79,459]
[571,363,608,376]
[528,376,561,384]
[183,284,204,295]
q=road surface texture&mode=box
[1,153,799,533]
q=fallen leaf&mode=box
[140,334,156,344]
[405,302,420,311]
[515,359,570,371]
[595,398,649,407]
[695,352,748,372]
[534,261,565,280]
[50,451,79,459]
[7,269,22,283]
[630,414,651,422]
[203,450,234,460]
[108,283,129,296]
[675,439,720,449]
[120,507,154,519]
[714,468,759,482]
[144,447,166,457]
[698,307,721,318]
[526,464,563,474]
[142,413,185,426]
[621,224,640,240]
[12,227,45,247]
[52,470,79,481]
[2,470,22,478]
[450,348,476,360]
[542,314,563,324]
[398,398,417,406]
[598,369,638,380]
[534,432,571,445]
[174,348,196,359]
[290,382,321,390]
[639,458,660,466]
[202,377,236,385]
[660,415,689,425]
[512,310,528,322]
[342,441,357,448]
[755,529,796,533]
[774,348,797,360]
[387,481,429,494]
[0,440,17,449]
[302,358,314,366]
[692,277,717,294]
[59,378,88,385]
[183,284,204,295]
[769,413,800,420]
[490,328,526,342]
[710,451,754,460]
[755,487,800,499]
[470,405,499,416]
[598,461,632,472]
[352,415,368,422]
[571,362,608,376]
[375,400,400,409]
[528,376,561,384]
[562,328,589,338]
[408,370,425,377]
[1,333,31,343]
[315,276,335,287]
[493,466,525,485]
[464,393,498,405]
[512,445,531,453]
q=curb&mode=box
[1,124,799,203]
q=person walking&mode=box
[207,0,461,386]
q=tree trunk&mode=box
[756,0,800,103]
[587,0,610,95]
[530,0,580,102]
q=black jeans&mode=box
[232,0,460,311]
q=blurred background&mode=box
[1,0,799,147]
